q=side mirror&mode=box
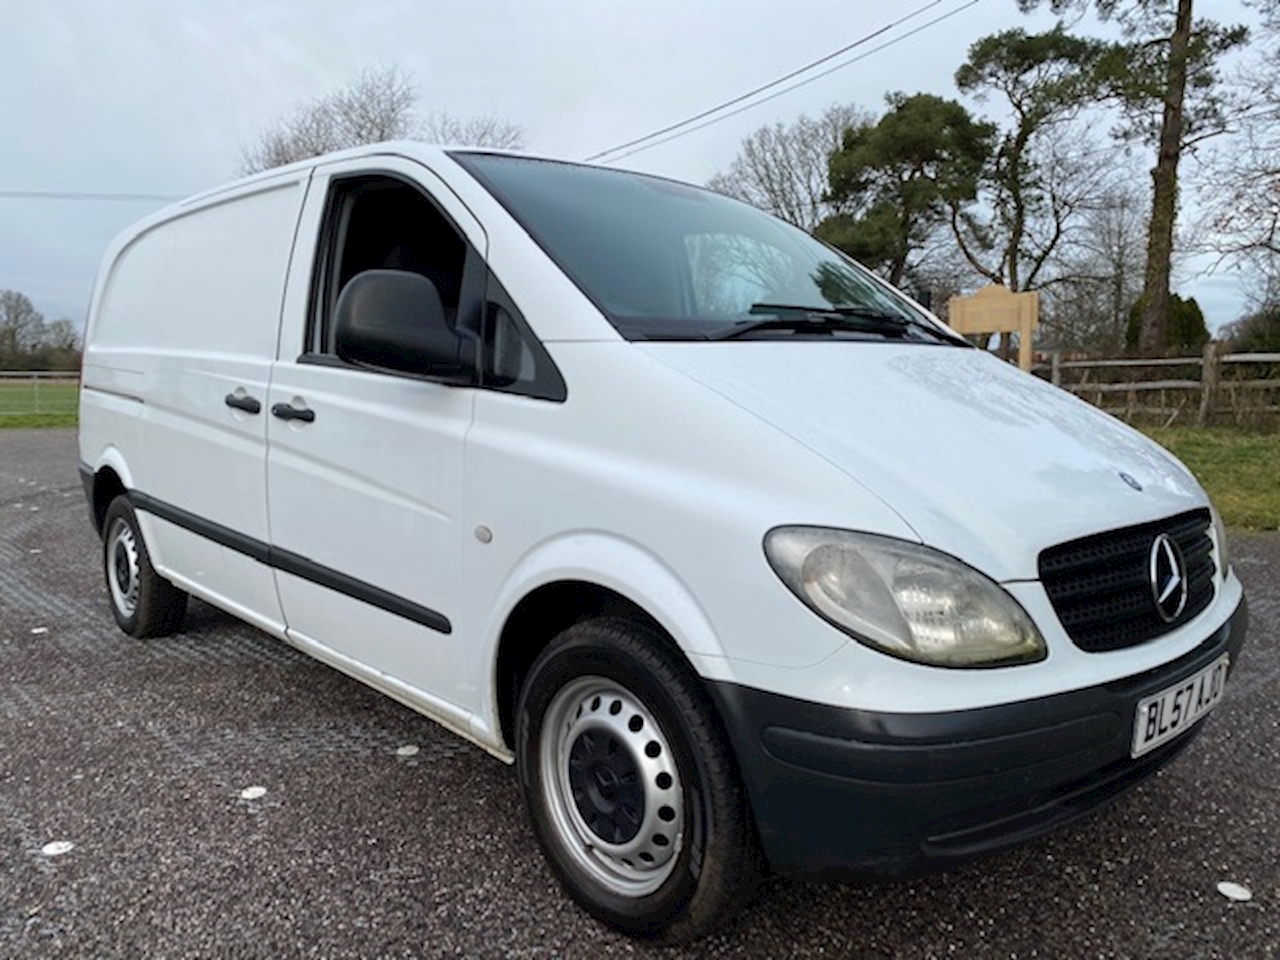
[334,270,471,380]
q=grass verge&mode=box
[1143,426,1280,531]
[0,380,78,428]
[0,412,78,429]
[3,391,1273,530]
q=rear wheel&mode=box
[516,617,761,942]
[102,496,187,638]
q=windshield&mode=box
[452,152,963,345]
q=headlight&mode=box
[764,527,1046,668]
[1210,502,1231,580]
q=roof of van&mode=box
[174,141,536,209]
[86,141,544,332]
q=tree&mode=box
[817,93,996,287]
[1040,185,1149,354]
[419,113,525,151]
[1197,1,1280,304]
[241,65,526,174]
[0,290,43,369]
[29,319,82,372]
[951,27,1113,292]
[1200,123,1280,298]
[1126,291,1209,353]
[0,291,81,371]
[1016,1,1247,355]
[706,104,871,231]
[1221,305,1280,352]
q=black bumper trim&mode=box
[922,732,1196,859]
[128,490,452,636]
[77,469,452,636]
[707,595,1247,878]
[131,491,270,564]
[762,713,1118,785]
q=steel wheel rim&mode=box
[106,517,140,618]
[539,675,685,898]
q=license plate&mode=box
[1131,654,1229,758]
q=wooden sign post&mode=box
[946,285,1040,371]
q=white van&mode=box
[79,143,1247,942]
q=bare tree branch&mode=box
[1193,10,1280,305]
[241,65,526,174]
[419,112,526,149]
[706,104,871,231]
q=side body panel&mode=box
[81,174,312,629]
[458,343,920,746]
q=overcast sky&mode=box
[0,0,1260,332]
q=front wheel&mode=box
[516,617,761,942]
[102,495,187,638]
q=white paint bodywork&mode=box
[266,156,483,707]
[79,143,1242,761]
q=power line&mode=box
[592,0,985,165]
[9,36,1268,205]
[584,0,949,162]
[0,190,182,202]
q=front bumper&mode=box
[707,595,1248,878]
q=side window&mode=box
[306,175,473,357]
[305,171,565,400]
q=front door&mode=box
[265,158,487,709]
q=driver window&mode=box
[305,171,566,401]
[311,176,467,355]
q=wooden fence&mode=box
[4,356,1278,428]
[0,371,80,418]
[1034,345,1280,426]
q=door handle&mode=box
[271,402,316,423]
[224,393,262,414]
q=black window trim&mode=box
[480,267,567,402]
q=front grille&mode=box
[1039,509,1216,653]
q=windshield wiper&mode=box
[706,303,915,341]
[749,302,911,322]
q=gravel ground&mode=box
[2,427,1276,959]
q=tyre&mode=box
[102,495,187,638]
[516,616,762,942]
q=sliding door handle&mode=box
[224,393,261,414]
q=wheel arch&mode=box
[496,581,660,749]
[488,536,734,752]
[88,450,135,535]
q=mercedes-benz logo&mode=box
[1149,533,1188,623]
